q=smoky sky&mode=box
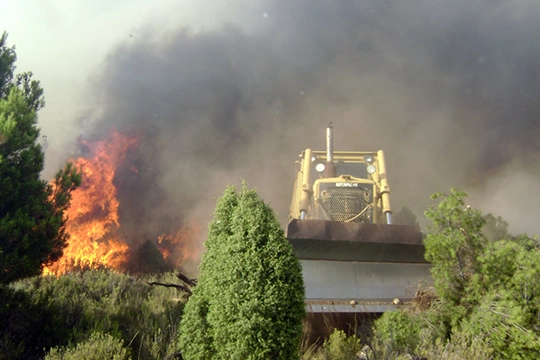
[78,0,540,237]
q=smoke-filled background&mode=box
[2,0,540,236]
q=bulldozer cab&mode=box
[290,147,393,225]
[290,125,392,225]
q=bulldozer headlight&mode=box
[364,154,374,164]
[366,164,376,174]
[315,163,326,173]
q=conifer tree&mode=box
[0,32,81,284]
[178,184,305,360]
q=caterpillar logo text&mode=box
[335,182,358,187]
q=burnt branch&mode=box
[147,271,198,298]
[147,281,193,296]
[177,272,197,287]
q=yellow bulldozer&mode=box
[286,124,431,340]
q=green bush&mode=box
[322,329,361,360]
[0,286,45,360]
[2,269,184,359]
[178,184,305,359]
[415,329,493,360]
[373,310,422,356]
[45,332,131,360]
[370,189,540,359]
[301,329,361,360]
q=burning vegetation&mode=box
[45,129,201,275]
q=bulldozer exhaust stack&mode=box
[324,123,337,178]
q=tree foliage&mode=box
[178,184,305,360]
[372,189,540,358]
[424,189,486,308]
[0,32,81,284]
[0,32,16,100]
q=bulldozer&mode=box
[286,124,431,341]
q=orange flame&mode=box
[45,131,139,275]
[45,129,203,276]
[157,220,202,266]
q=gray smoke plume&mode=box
[76,0,540,238]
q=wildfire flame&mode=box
[45,129,201,275]
[157,220,202,266]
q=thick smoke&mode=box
[77,0,540,237]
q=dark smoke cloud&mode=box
[79,0,540,237]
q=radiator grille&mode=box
[319,186,373,223]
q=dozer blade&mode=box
[286,219,427,263]
[286,219,432,313]
[301,260,431,312]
